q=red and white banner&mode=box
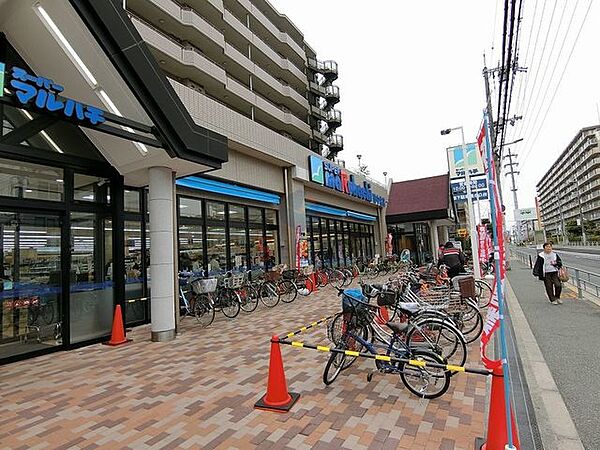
[478,121,504,370]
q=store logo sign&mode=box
[308,156,386,207]
[309,155,324,184]
[2,64,106,125]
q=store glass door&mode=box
[0,211,63,359]
[69,212,114,344]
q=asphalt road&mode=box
[508,259,600,450]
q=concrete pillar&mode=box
[148,166,176,342]
[439,225,449,244]
[429,220,440,260]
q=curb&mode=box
[505,273,584,450]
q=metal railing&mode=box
[511,248,600,299]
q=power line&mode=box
[494,0,511,149]
[520,0,594,170]
[520,0,574,143]
[511,0,559,142]
[509,0,549,142]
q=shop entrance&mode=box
[0,210,63,359]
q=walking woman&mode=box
[532,242,563,304]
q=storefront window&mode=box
[0,158,64,201]
[265,228,279,269]
[336,221,344,266]
[248,207,264,270]
[342,222,350,265]
[206,226,226,275]
[179,197,202,218]
[229,226,247,272]
[265,209,277,225]
[206,201,225,220]
[311,216,322,268]
[124,220,146,323]
[69,213,113,344]
[0,211,62,359]
[73,174,110,203]
[178,224,204,273]
[124,190,140,213]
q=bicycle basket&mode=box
[264,270,281,282]
[191,278,218,294]
[342,288,369,313]
[249,269,264,282]
[223,274,245,289]
[376,290,396,307]
[458,276,476,299]
[282,269,298,280]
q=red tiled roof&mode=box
[386,174,450,216]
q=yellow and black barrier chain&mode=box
[277,314,335,341]
[275,338,491,376]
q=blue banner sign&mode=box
[450,176,488,203]
[308,155,385,207]
[5,65,105,125]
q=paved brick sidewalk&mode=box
[0,281,488,450]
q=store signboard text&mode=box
[308,156,385,207]
[3,64,105,125]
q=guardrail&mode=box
[511,248,600,299]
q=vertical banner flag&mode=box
[476,225,487,276]
[385,233,393,257]
[477,121,503,370]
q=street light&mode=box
[383,171,388,184]
[441,126,481,278]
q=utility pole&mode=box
[503,148,520,242]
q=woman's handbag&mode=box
[558,267,569,282]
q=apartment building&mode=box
[126,0,343,158]
[537,125,600,236]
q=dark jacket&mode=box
[532,252,562,280]
[438,247,465,270]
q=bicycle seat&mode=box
[385,321,410,335]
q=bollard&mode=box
[528,255,532,269]
[574,269,583,299]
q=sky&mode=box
[269,0,600,226]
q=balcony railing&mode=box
[326,109,342,124]
[327,134,343,149]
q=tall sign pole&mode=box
[483,112,516,449]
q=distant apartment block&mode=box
[537,125,600,235]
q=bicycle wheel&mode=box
[341,269,354,287]
[453,301,483,344]
[239,286,259,312]
[27,306,39,326]
[475,280,492,308]
[318,271,329,287]
[219,290,241,318]
[323,350,347,385]
[329,269,345,289]
[278,280,297,303]
[194,295,215,327]
[399,350,450,399]
[405,318,467,368]
[259,282,279,307]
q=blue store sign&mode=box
[1,64,106,125]
[308,155,386,207]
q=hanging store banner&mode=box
[447,142,484,178]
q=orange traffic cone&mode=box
[254,335,300,412]
[104,305,132,346]
[375,306,389,324]
[481,366,520,449]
